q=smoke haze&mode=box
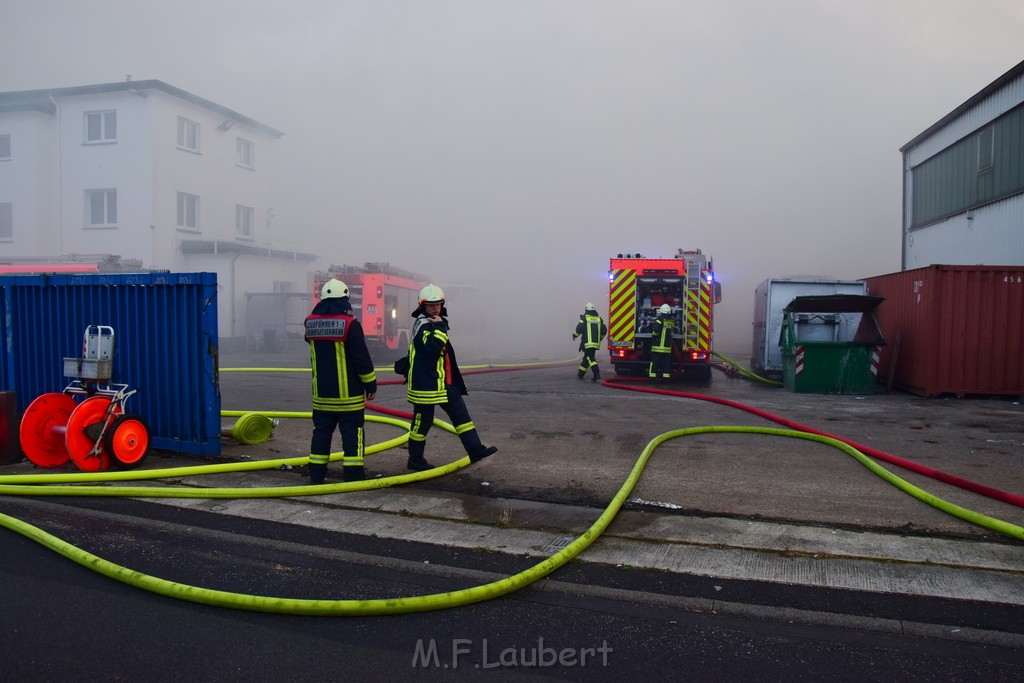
[3,1,1022,360]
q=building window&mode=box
[236,204,254,239]
[86,189,117,227]
[977,125,994,173]
[0,203,12,241]
[0,134,10,160]
[176,192,200,231]
[177,117,200,152]
[85,111,117,143]
[236,137,254,168]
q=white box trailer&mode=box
[751,278,867,376]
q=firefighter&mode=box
[572,303,607,382]
[648,303,675,382]
[405,284,497,470]
[304,278,377,484]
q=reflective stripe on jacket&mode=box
[305,304,376,412]
[651,317,674,354]
[407,315,468,405]
[574,313,607,350]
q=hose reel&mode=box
[19,325,150,472]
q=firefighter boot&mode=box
[577,370,585,380]
[343,465,366,482]
[460,429,498,463]
[407,440,434,472]
[591,366,601,382]
[308,463,327,485]
[469,445,498,463]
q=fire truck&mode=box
[311,263,429,360]
[607,249,721,382]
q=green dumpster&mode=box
[780,294,885,394]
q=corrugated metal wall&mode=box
[905,195,1024,269]
[902,65,1024,269]
[904,71,1024,166]
[863,265,1024,397]
[0,272,221,456]
[910,103,1024,227]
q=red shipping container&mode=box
[862,265,1024,397]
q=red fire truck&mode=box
[311,263,429,359]
[607,249,721,382]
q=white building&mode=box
[900,59,1024,269]
[0,78,316,347]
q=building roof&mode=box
[180,240,317,262]
[0,79,284,138]
[900,58,1024,153]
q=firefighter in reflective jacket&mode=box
[648,303,675,381]
[304,278,377,484]
[405,284,497,471]
[572,303,607,382]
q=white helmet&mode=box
[321,278,348,300]
[658,303,672,314]
[418,284,446,304]
[585,302,596,311]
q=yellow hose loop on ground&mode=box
[219,367,310,372]
[1,426,1021,617]
[460,359,578,370]
[219,360,577,374]
[0,457,467,499]
[0,414,430,485]
[226,413,277,445]
[718,426,1024,541]
[712,351,784,386]
[219,410,315,418]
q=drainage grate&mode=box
[541,535,576,554]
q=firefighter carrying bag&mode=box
[394,354,410,380]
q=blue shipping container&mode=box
[0,272,221,456]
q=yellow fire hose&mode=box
[1,425,1022,616]
[1,357,1022,616]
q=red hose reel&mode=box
[19,325,150,472]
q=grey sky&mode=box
[3,1,1022,356]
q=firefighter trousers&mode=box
[649,351,672,379]
[309,409,365,469]
[577,348,600,378]
[409,388,484,456]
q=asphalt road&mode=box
[3,496,1022,681]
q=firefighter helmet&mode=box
[658,303,672,314]
[585,302,596,311]
[321,278,349,300]
[418,284,446,305]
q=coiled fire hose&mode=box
[224,412,278,445]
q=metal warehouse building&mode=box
[900,58,1024,269]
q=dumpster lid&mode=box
[784,294,884,313]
